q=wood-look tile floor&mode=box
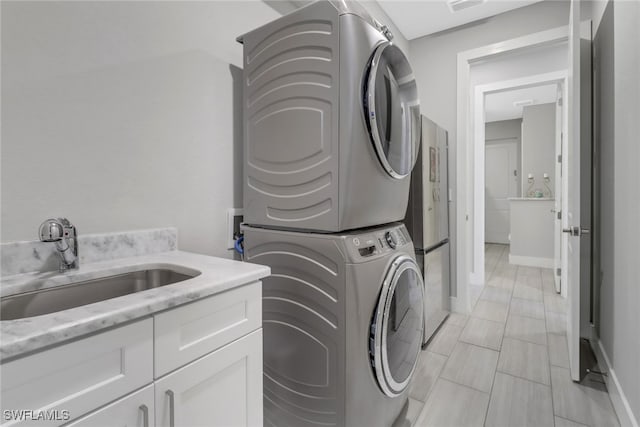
[394,244,620,427]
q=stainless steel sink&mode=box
[1,268,200,321]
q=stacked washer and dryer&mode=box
[238,2,423,426]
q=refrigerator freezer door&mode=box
[435,127,450,243]
[420,117,439,250]
[422,242,451,345]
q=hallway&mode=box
[396,244,620,427]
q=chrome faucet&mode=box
[39,218,79,271]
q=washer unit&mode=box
[238,0,421,232]
[243,223,424,427]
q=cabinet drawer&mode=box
[155,329,263,427]
[64,385,154,427]
[1,319,153,427]
[154,281,261,377]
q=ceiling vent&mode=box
[447,0,486,13]
[513,99,535,108]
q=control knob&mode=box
[385,231,397,249]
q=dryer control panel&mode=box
[346,224,411,261]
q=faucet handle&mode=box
[39,218,65,242]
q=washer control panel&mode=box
[347,225,410,260]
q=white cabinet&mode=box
[65,385,155,427]
[1,319,153,427]
[154,281,261,378]
[155,329,263,427]
[1,282,263,427]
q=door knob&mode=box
[563,226,590,236]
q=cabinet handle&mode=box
[166,390,175,427]
[139,404,149,427]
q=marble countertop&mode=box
[0,251,270,361]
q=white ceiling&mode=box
[485,83,558,122]
[376,0,545,40]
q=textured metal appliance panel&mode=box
[244,228,346,426]
[243,1,340,230]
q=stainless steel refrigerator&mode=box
[404,116,451,346]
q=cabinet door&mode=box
[154,281,261,378]
[2,319,153,427]
[64,385,154,427]
[155,329,263,427]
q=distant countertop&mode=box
[509,197,555,201]
[0,251,270,362]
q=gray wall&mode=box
[521,103,556,195]
[594,0,640,422]
[485,119,522,142]
[486,119,522,195]
[0,1,281,257]
[409,0,570,294]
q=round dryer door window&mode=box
[364,42,420,179]
[370,255,424,397]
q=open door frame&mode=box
[456,25,568,313]
[565,0,594,381]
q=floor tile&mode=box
[497,337,550,385]
[554,416,588,427]
[487,273,514,291]
[446,313,468,328]
[459,317,504,351]
[543,292,567,314]
[480,287,512,304]
[513,283,543,302]
[409,351,448,402]
[414,378,489,427]
[550,366,620,427]
[392,397,424,427]
[509,297,545,320]
[546,311,568,335]
[541,269,557,294]
[517,266,542,278]
[469,284,483,310]
[485,372,554,427]
[547,333,570,368]
[472,299,509,323]
[425,323,463,357]
[505,315,547,345]
[441,342,499,392]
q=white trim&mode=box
[449,296,465,314]
[456,25,568,314]
[593,340,639,427]
[508,255,554,269]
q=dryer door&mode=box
[370,255,424,397]
[364,42,420,179]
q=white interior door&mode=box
[554,85,564,294]
[565,0,592,382]
[485,141,518,244]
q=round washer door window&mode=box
[370,255,424,397]
[364,42,420,179]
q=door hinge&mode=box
[557,154,562,163]
[556,268,561,276]
[557,211,562,220]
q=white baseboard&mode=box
[508,255,554,268]
[593,340,639,427]
[469,271,484,285]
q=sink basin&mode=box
[1,268,200,321]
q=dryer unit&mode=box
[238,1,420,232]
[243,223,424,427]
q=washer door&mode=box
[370,255,425,397]
[364,42,420,179]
